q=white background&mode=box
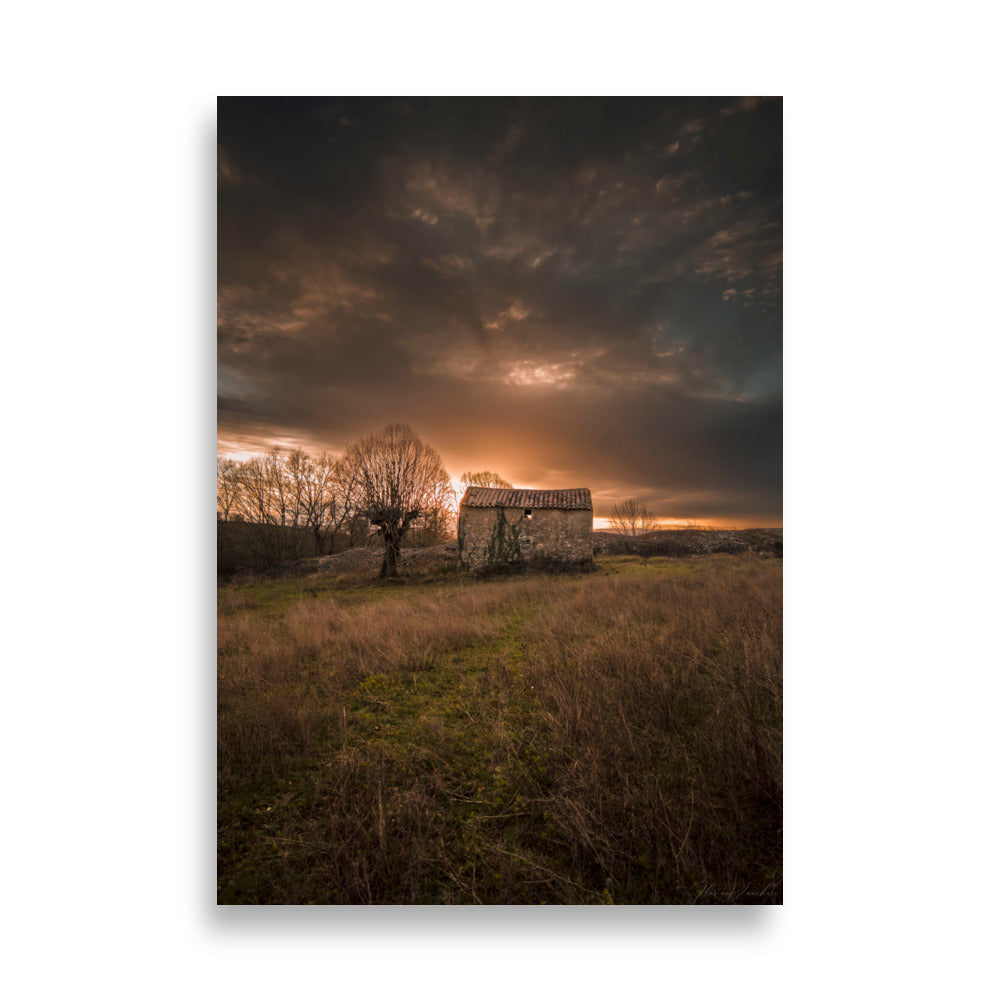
[2,3,997,997]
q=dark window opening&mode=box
[524,509,532,520]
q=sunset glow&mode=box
[218,98,781,527]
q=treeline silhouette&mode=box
[217,447,453,574]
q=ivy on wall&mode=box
[458,508,525,571]
[484,509,523,567]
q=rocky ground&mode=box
[263,542,460,579]
[234,529,781,582]
[594,528,782,557]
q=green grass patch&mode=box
[218,553,782,904]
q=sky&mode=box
[218,97,782,527]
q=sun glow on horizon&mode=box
[219,445,778,530]
[593,515,781,531]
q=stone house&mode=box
[457,487,593,570]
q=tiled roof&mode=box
[460,487,592,510]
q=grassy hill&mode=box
[218,549,782,904]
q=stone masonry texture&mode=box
[457,488,593,570]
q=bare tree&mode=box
[283,449,342,553]
[339,424,454,578]
[217,458,241,520]
[234,455,273,524]
[411,504,455,546]
[609,497,655,536]
[220,454,288,564]
[263,447,292,526]
[460,470,513,489]
[284,448,310,527]
[330,453,364,542]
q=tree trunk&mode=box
[379,527,402,578]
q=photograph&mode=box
[217,96,782,904]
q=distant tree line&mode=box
[609,497,655,536]
[459,470,513,490]
[218,426,456,574]
[218,448,363,543]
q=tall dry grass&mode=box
[218,583,536,779]
[218,556,781,903]
[514,565,782,902]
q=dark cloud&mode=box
[218,97,782,524]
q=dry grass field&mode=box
[218,550,782,904]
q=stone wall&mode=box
[458,506,593,570]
